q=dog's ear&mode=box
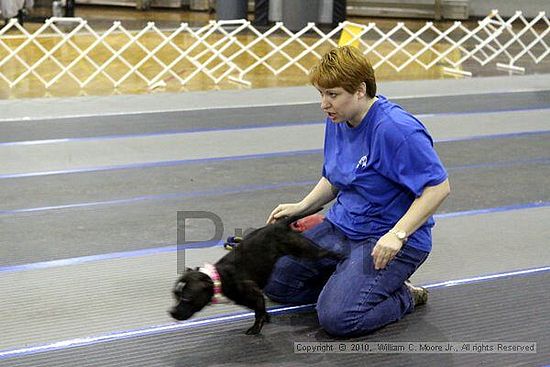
[185,267,193,272]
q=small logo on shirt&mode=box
[356,155,368,169]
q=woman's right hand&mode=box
[266,202,306,224]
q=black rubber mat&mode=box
[2,272,548,367]
[0,160,548,266]
[1,133,548,210]
[1,134,549,265]
[1,91,549,142]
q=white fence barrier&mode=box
[0,9,548,89]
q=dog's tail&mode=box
[274,206,324,228]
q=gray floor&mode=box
[4,272,548,367]
[0,75,549,366]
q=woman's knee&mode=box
[317,307,350,336]
[317,306,364,337]
[317,306,381,337]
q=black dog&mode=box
[169,208,338,335]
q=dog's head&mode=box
[169,268,214,321]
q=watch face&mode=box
[390,229,406,240]
[396,231,406,240]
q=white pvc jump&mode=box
[0,9,547,89]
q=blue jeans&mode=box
[263,220,429,337]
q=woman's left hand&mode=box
[371,233,404,270]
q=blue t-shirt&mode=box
[322,95,447,252]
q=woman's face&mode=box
[316,85,365,126]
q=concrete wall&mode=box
[469,0,549,18]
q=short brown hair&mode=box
[309,46,376,98]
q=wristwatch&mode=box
[389,228,407,242]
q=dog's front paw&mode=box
[245,313,270,335]
[245,325,261,335]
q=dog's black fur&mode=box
[169,208,338,335]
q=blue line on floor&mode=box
[0,180,318,215]
[0,149,324,179]
[1,157,549,215]
[445,157,550,172]
[437,130,550,144]
[0,241,221,274]
[0,201,549,275]
[435,201,550,219]
[0,265,548,360]
[1,105,549,147]
[0,130,549,180]
[425,266,550,289]
[0,121,323,147]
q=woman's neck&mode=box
[348,96,378,127]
